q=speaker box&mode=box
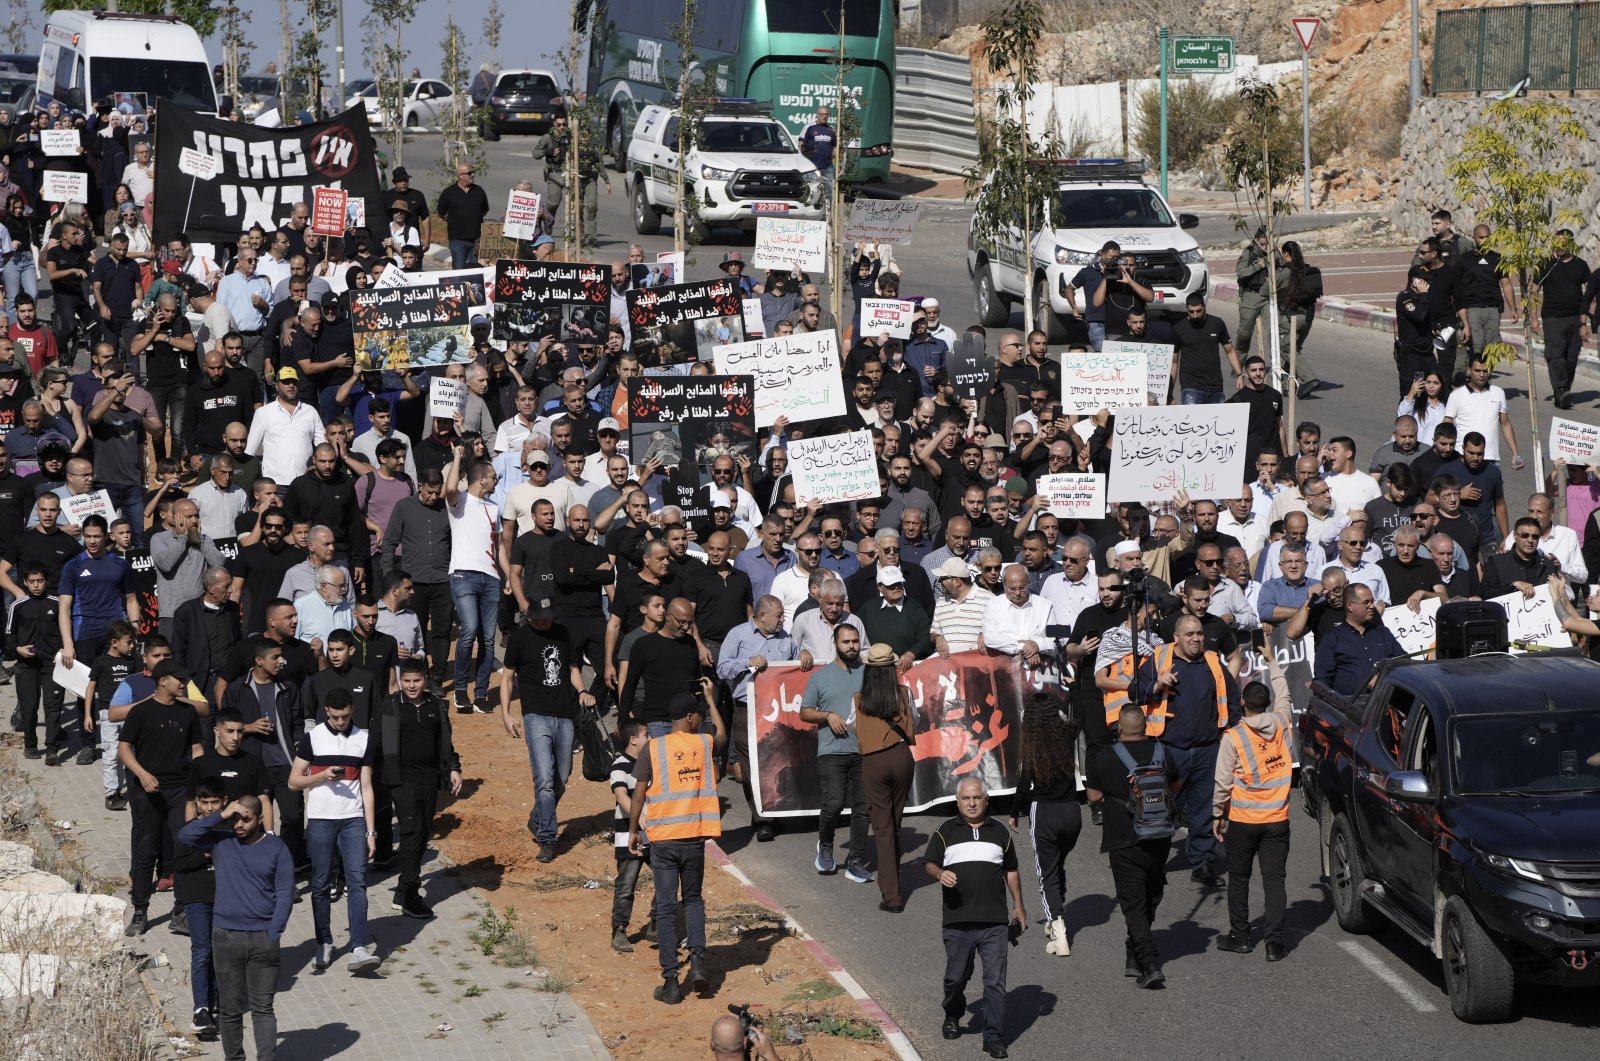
[1435,600,1509,658]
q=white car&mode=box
[966,160,1206,341]
[348,78,454,131]
[626,100,824,236]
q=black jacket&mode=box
[371,691,460,787]
[285,468,362,556]
[172,596,242,691]
[7,594,60,662]
[221,676,303,768]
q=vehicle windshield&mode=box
[0,73,30,106]
[496,73,559,95]
[1452,712,1600,794]
[701,121,794,153]
[765,0,881,37]
[90,58,214,110]
[1055,187,1174,228]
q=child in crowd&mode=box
[610,722,654,953]
[85,619,138,810]
[174,777,224,1039]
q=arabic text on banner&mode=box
[711,329,845,427]
[1061,348,1149,415]
[429,376,467,418]
[752,217,828,274]
[1108,404,1249,502]
[787,431,879,507]
[843,199,923,246]
[1383,596,1441,656]
[1488,586,1570,651]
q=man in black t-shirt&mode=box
[228,513,306,636]
[187,709,273,830]
[1226,356,1285,459]
[1087,707,1180,987]
[118,659,205,935]
[0,491,79,596]
[129,293,196,461]
[922,777,1024,1054]
[1532,230,1591,407]
[184,350,258,457]
[45,220,95,356]
[1171,293,1240,405]
[1456,225,1516,370]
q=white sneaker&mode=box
[314,943,334,971]
[347,944,380,972]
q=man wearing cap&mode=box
[386,168,431,247]
[502,446,576,537]
[383,199,421,257]
[858,566,933,670]
[921,297,958,350]
[246,367,327,490]
[931,557,988,656]
[628,682,726,1005]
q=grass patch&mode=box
[776,1007,884,1043]
[469,903,541,968]
[462,984,486,998]
[785,979,845,1003]
[532,970,571,993]
[482,1011,507,1030]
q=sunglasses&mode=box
[798,548,821,555]
[1342,539,1368,547]
[980,564,1001,572]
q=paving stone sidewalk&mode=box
[3,684,611,1060]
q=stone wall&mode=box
[1393,96,1600,260]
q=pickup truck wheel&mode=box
[1442,896,1515,1022]
[632,181,661,235]
[1033,276,1069,344]
[1329,815,1375,933]
[973,265,1009,328]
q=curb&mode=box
[705,841,923,1061]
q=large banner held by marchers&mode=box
[154,104,385,243]
[747,653,1051,818]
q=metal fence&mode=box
[1433,3,1600,94]
[893,47,979,175]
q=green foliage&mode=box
[1133,80,1233,173]
[43,0,221,36]
[667,0,712,252]
[217,1,252,109]
[438,13,488,186]
[1222,79,1297,236]
[481,0,503,70]
[363,0,418,167]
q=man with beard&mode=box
[882,455,941,539]
[286,444,362,571]
[185,349,257,458]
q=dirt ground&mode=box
[433,709,897,1060]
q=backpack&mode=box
[578,702,618,784]
[1112,742,1176,841]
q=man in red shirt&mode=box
[7,294,59,374]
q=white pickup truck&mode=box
[627,99,825,237]
[966,160,1207,341]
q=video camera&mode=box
[729,1003,762,1058]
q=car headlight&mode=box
[1478,850,1545,883]
[1056,246,1095,266]
[803,170,822,184]
[700,165,734,181]
[1178,248,1206,264]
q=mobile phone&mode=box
[1412,372,1424,383]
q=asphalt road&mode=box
[192,133,1600,1055]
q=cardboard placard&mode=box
[1489,586,1570,651]
[62,489,116,525]
[41,170,89,204]
[752,217,828,274]
[1037,473,1106,519]
[502,188,543,241]
[788,431,880,507]
[1062,349,1149,415]
[1101,339,1173,406]
[1383,596,1441,656]
[712,329,846,427]
[859,298,914,339]
[177,146,221,180]
[311,186,348,235]
[843,199,923,246]
[1108,405,1249,503]
[41,129,79,157]
[428,376,467,419]
[1549,416,1600,464]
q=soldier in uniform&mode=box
[530,114,571,222]
[1234,228,1272,357]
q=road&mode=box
[344,135,1600,1053]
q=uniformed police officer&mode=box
[1234,228,1272,356]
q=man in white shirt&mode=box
[122,141,155,204]
[1038,537,1096,632]
[930,558,988,656]
[1217,482,1268,560]
[245,367,326,489]
[1330,524,1391,606]
[1502,491,1586,587]
[445,447,509,712]
[1208,546,1262,632]
[790,578,866,665]
[770,533,824,625]
[921,297,959,350]
[1443,355,1520,466]
[982,565,1058,664]
[1323,436,1381,516]
[492,386,542,454]
[257,229,294,288]
[187,453,249,540]
[501,450,575,535]
[706,453,762,528]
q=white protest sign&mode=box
[41,129,79,157]
[429,376,468,419]
[712,329,845,427]
[788,431,880,507]
[62,489,116,525]
[375,264,409,289]
[741,297,764,338]
[53,652,92,700]
[752,217,828,274]
[1549,416,1600,464]
[178,147,221,180]
[1101,340,1172,406]
[859,298,914,339]
[40,170,89,204]
[1489,586,1570,651]
[503,188,542,241]
[1062,349,1148,415]
[1037,473,1106,519]
[843,199,923,245]
[1383,597,1441,657]
[1108,404,1249,503]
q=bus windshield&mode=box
[764,0,880,37]
[91,58,214,110]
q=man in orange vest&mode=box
[1211,658,1293,961]
[628,681,726,1006]
[1123,614,1240,888]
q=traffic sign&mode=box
[1292,18,1320,52]
[1172,35,1235,74]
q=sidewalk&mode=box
[2,688,610,1060]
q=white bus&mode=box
[38,10,216,116]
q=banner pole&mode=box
[182,175,198,235]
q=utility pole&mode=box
[1409,0,1422,111]
[830,5,846,332]
[334,0,346,109]
[1158,25,1168,199]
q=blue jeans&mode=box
[522,713,574,845]
[188,901,218,1011]
[450,570,500,694]
[97,482,147,546]
[1180,388,1227,406]
[448,239,478,268]
[646,720,674,740]
[3,254,38,323]
[306,817,370,948]
[1165,742,1221,871]
[1086,322,1105,351]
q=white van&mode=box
[38,10,216,116]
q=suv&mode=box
[482,69,565,139]
[627,99,824,237]
[966,160,1205,341]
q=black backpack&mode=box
[1112,742,1176,841]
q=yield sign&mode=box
[1292,17,1320,52]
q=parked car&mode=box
[481,69,565,140]
[0,54,39,77]
[348,78,453,131]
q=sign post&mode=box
[1158,25,1169,199]
[1293,18,1320,211]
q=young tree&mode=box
[3,0,35,57]
[666,0,713,253]
[218,1,252,110]
[284,0,333,121]
[362,0,418,166]
[963,0,1062,333]
[482,0,504,71]
[818,3,863,329]
[1447,98,1591,486]
[438,11,488,185]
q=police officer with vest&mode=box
[1121,614,1241,888]
[1234,228,1272,356]
[530,115,571,221]
[628,683,727,1006]
[1211,660,1293,962]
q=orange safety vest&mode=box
[1103,644,1230,737]
[1224,711,1292,824]
[640,731,722,843]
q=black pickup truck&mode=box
[1301,651,1600,1021]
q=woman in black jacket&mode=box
[1008,691,1083,958]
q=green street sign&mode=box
[1172,35,1235,74]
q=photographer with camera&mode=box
[712,1008,781,1060]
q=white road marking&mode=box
[1337,940,1439,1012]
